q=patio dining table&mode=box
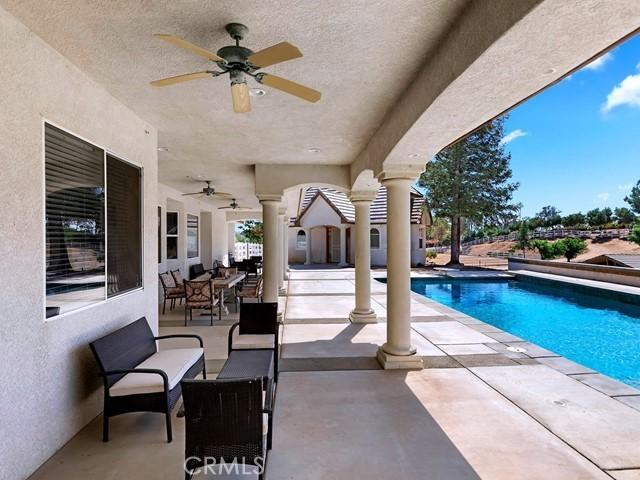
[194,272,246,318]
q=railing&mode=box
[234,242,263,261]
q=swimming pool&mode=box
[410,277,640,388]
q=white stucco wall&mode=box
[0,7,158,480]
[158,183,229,281]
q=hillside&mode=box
[466,238,640,261]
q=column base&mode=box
[376,346,424,370]
[349,309,378,324]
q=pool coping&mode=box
[403,275,640,409]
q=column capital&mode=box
[349,190,378,203]
[257,194,282,203]
[378,166,423,183]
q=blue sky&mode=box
[503,33,640,217]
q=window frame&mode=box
[187,213,199,259]
[42,120,144,322]
[166,211,179,260]
[296,229,307,250]
[370,227,381,249]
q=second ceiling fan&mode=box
[151,23,321,113]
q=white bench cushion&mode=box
[233,334,275,349]
[263,413,269,436]
[110,348,204,397]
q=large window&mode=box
[187,214,199,258]
[166,211,178,259]
[296,229,307,249]
[370,228,381,249]
[106,155,142,296]
[45,123,142,319]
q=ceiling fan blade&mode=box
[218,206,233,209]
[231,83,251,113]
[257,74,321,103]
[212,192,233,197]
[154,34,225,62]
[182,192,204,196]
[151,72,211,87]
[247,42,302,68]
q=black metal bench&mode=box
[89,317,205,442]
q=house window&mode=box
[370,228,381,249]
[166,211,178,259]
[158,206,162,263]
[296,230,307,249]
[187,214,199,258]
[106,154,142,297]
[45,123,142,319]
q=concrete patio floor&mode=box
[29,267,640,479]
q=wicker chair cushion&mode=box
[171,269,184,284]
[233,335,275,349]
[110,348,203,397]
[165,286,185,297]
[159,272,176,289]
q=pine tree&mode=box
[625,180,640,215]
[418,117,519,265]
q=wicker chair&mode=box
[159,272,185,314]
[89,317,205,443]
[170,269,185,286]
[183,279,218,326]
[237,277,264,304]
[181,377,270,480]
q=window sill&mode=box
[44,287,144,323]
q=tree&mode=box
[630,224,640,246]
[562,212,586,227]
[514,222,531,258]
[535,206,562,227]
[419,116,519,266]
[237,220,263,243]
[625,180,640,215]
[426,217,450,246]
[531,239,557,260]
[555,237,587,262]
[614,207,636,226]
[586,208,611,227]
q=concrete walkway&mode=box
[28,267,640,479]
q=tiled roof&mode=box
[296,186,424,224]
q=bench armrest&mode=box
[100,368,169,394]
[155,334,204,348]
[228,322,240,354]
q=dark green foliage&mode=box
[535,206,562,228]
[237,220,263,243]
[625,180,640,215]
[555,237,587,262]
[630,224,640,246]
[562,212,586,227]
[530,239,557,260]
[514,222,531,257]
[586,208,612,227]
[614,207,636,226]
[419,117,519,265]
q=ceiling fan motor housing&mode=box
[216,46,254,72]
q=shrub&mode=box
[531,239,557,260]
[554,237,587,262]
[426,250,438,263]
[630,224,640,246]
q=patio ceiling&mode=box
[2,1,640,209]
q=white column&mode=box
[278,210,286,295]
[377,172,423,369]
[259,196,281,303]
[349,192,377,323]
[281,215,289,281]
[338,225,348,267]
[305,227,312,265]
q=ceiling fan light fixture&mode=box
[230,71,251,113]
[249,88,266,97]
[307,147,321,153]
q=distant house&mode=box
[582,254,640,269]
[288,186,428,266]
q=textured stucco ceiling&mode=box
[0,0,468,206]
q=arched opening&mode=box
[296,229,307,249]
[370,228,381,249]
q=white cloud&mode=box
[500,129,528,145]
[602,72,640,113]
[584,52,613,71]
[618,184,632,191]
[597,192,610,201]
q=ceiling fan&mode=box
[150,23,321,113]
[218,198,251,210]
[182,180,232,198]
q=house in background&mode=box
[288,187,428,267]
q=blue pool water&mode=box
[411,277,640,388]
